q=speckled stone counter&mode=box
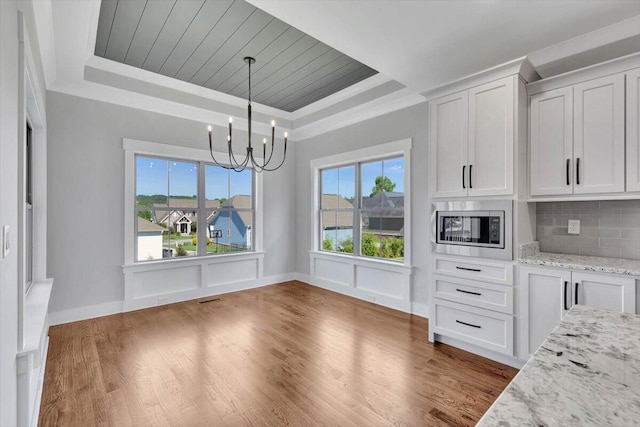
[518,241,640,276]
[477,305,640,426]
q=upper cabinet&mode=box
[627,68,640,192]
[429,76,516,198]
[573,74,626,194]
[530,73,626,196]
[528,53,640,198]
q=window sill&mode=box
[20,278,54,355]
[309,250,412,273]
[122,251,265,272]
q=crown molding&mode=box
[527,52,640,95]
[292,87,426,141]
[421,57,539,101]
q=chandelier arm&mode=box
[256,149,287,172]
[209,132,237,170]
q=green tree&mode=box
[390,237,404,258]
[137,210,152,220]
[370,176,396,197]
[323,236,334,251]
[219,198,227,205]
[176,244,188,257]
[339,236,353,254]
[361,233,377,256]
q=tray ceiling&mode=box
[94,0,378,112]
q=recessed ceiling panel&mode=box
[95,0,378,112]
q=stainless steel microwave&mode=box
[431,200,513,260]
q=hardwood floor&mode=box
[39,281,517,426]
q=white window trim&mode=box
[123,138,264,267]
[310,138,412,267]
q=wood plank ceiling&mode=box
[94,0,378,112]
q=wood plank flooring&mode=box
[39,281,517,426]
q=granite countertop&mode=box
[477,305,640,426]
[518,242,640,276]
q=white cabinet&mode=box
[573,74,626,194]
[627,68,640,192]
[530,87,573,196]
[519,266,636,359]
[529,73,626,196]
[430,76,514,198]
[429,255,515,356]
[429,91,468,198]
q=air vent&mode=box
[198,297,222,304]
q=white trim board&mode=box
[48,273,296,326]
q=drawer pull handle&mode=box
[564,281,569,311]
[456,320,481,329]
[456,288,482,296]
[456,266,482,272]
[575,282,579,305]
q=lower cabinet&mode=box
[518,266,636,360]
[429,255,515,358]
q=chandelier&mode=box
[207,57,287,173]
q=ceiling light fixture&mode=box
[207,57,287,173]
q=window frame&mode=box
[124,138,262,266]
[311,139,412,267]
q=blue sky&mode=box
[136,156,252,199]
[322,157,404,198]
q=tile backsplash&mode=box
[536,200,640,260]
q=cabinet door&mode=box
[573,271,635,313]
[627,68,640,192]
[529,87,574,196]
[518,266,571,360]
[429,91,469,198]
[468,77,514,196]
[573,73,625,194]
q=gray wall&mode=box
[47,91,296,314]
[294,102,430,306]
[537,200,640,259]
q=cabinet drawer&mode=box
[433,274,513,314]
[432,299,513,356]
[433,255,513,285]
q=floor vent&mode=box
[198,298,222,304]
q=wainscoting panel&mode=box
[133,265,200,298]
[122,252,266,311]
[207,258,259,286]
[308,252,412,313]
[355,265,406,299]
[313,256,353,287]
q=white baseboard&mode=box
[48,300,124,326]
[411,302,429,318]
[295,273,430,317]
[48,273,296,325]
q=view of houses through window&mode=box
[135,155,253,261]
[320,156,404,261]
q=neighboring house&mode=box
[174,214,192,235]
[321,194,354,248]
[208,195,252,249]
[136,217,165,260]
[361,191,404,238]
[150,198,220,234]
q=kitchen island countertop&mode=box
[477,305,640,426]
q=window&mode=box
[135,155,254,262]
[319,156,405,262]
